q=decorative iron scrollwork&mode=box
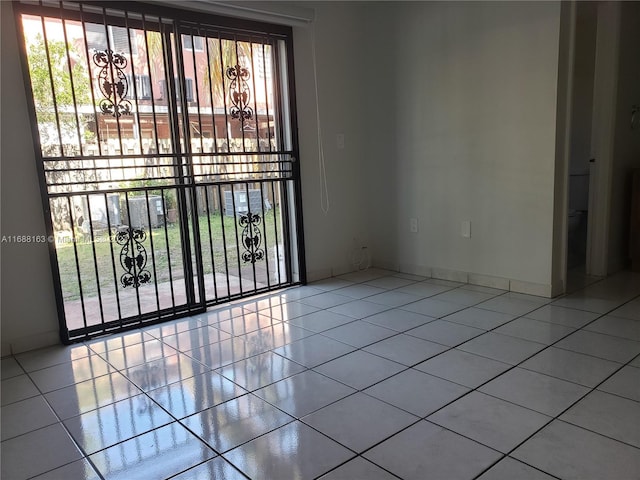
[226,64,254,123]
[93,49,132,118]
[115,228,151,288]
[239,212,264,264]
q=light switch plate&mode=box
[461,220,471,238]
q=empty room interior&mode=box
[1,1,639,479]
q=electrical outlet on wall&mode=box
[461,220,471,238]
[336,134,345,150]
[409,218,419,233]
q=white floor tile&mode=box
[182,394,293,452]
[1,424,83,480]
[216,313,281,336]
[476,296,543,316]
[333,283,388,300]
[29,354,114,393]
[238,323,315,353]
[328,300,391,319]
[321,321,397,348]
[520,347,621,388]
[406,320,484,346]
[15,345,90,372]
[364,420,501,480]
[524,304,600,328]
[147,371,246,419]
[259,301,320,321]
[314,350,405,390]
[273,335,356,368]
[98,340,177,371]
[584,314,640,341]
[363,334,448,366]
[364,368,469,417]
[1,374,40,406]
[365,290,423,307]
[479,367,589,416]
[609,298,640,321]
[224,421,353,480]
[554,330,640,363]
[365,276,416,290]
[1,357,24,380]
[186,338,253,370]
[121,353,209,392]
[195,306,247,325]
[302,392,417,452]
[44,371,142,419]
[63,394,174,454]
[551,295,621,314]
[87,331,157,354]
[494,317,576,345]
[253,370,355,418]
[171,457,247,480]
[458,332,545,365]
[88,422,216,480]
[285,310,356,332]
[477,457,556,480]
[277,286,323,301]
[428,391,551,453]
[401,298,466,318]
[442,307,516,330]
[415,349,510,388]
[3,277,639,480]
[298,292,353,309]
[512,420,640,480]
[560,390,640,447]
[319,457,397,479]
[31,459,101,480]
[153,326,232,351]
[362,309,434,332]
[597,365,640,401]
[216,351,307,391]
[1,396,58,441]
[236,293,284,313]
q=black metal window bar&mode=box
[15,1,305,343]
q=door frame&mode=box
[554,0,621,295]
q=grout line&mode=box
[4,271,640,480]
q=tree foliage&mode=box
[25,34,93,150]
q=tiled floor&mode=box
[2,269,640,480]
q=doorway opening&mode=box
[15,1,305,342]
[566,1,598,292]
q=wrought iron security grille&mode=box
[15,1,305,342]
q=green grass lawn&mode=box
[56,209,283,301]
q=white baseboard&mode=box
[396,265,554,298]
[509,279,553,297]
[396,262,429,277]
[467,273,511,290]
[431,268,469,284]
[2,330,60,356]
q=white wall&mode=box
[1,1,60,355]
[365,2,562,294]
[0,0,579,352]
[293,2,370,280]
